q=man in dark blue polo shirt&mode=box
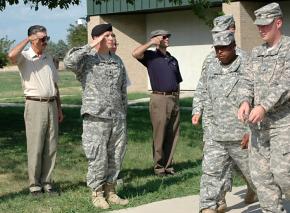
[132,29,182,176]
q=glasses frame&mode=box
[40,36,50,42]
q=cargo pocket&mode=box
[82,140,99,160]
[282,144,290,156]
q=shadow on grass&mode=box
[0,180,87,203]
[119,159,202,197]
[121,159,202,181]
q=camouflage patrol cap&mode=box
[212,30,235,46]
[254,2,282,25]
[211,15,235,33]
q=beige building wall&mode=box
[87,14,148,92]
[87,1,290,92]
[145,10,213,91]
[88,10,214,92]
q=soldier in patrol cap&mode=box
[238,2,290,212]
[196,30,255,213]
[211,15,235,33]
[192,14,256,212]
[64,23,128,209]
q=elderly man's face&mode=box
[31,31,49,52]
[159,34,170,48]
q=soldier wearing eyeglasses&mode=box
[8,25,63,196]
[132,29,183,176]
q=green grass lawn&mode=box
[0,71,245,212]
[0,106,204,212]
[0,71,149,104]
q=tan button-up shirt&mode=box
[17,47,58,97]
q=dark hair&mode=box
[27,25,47,36]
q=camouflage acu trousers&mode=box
[202,126,232,196]
[250,125,290,212]
[199,139,254,211]
[82,115,127,191]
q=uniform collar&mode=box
[258,35,284,56]
[213,55,241,74]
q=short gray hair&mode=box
[27,25,47,36]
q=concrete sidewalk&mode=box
[110,186,290,213]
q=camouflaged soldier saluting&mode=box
[197,31,256,213]
[238,2,290,212]
[192,15,256,212]
[64,23,128,209]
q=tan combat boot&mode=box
[244,184,258,204]
[217,192,227,213]
[201,209,217,213]
[92,188,110,209]
[104,183,129,205]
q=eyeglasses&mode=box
[162,35,170,39]
[40,36,50,42]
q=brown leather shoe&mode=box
[217,192,227,213]
[30,190,43,197]
[244,187,258,204]
[165,169,176,175]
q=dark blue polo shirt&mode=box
[138,49,182,92]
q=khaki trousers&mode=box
[24,100,58,192]
[149,94,180,174]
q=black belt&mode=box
[152,91,179,96]
[26,96,55,102]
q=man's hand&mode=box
[192,113,201,126]
[90,32,107,48]
[238,101,250,122]
[240,133,250,149]
[248,105,265,124]
[28,34,38,41]
[149,36,162,46]
[58,109,64,123]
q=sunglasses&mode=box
[40,36,50,42]
[162,35,170,39]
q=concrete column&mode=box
[223,1,263,52]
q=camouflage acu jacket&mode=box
[64,45,127,119]
[238,35,290,128]
[206,55,248,141]
[192,47,248,130]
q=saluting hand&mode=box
[150,36,163,46]
[192,113,201,125]
[90,32,107,48]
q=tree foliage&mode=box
[67,24,88,48]
[46,40,69,60]
[0,36,15,68]
[0,0,81,11]
[0,0,231,27]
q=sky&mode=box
[0,1,87,45]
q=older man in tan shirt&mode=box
[8,25,63,196]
